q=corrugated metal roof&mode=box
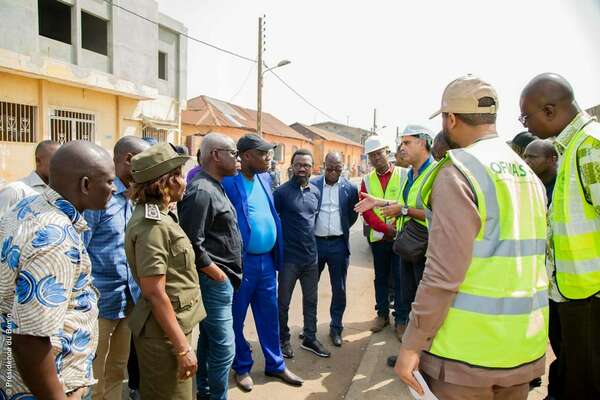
[182,95,310,142]
[291,123,363,147]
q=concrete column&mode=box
[71,0,82,65]
[38,80,48,140]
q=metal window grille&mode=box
[50,109,96,144]
[142,126,169,142]
[0,101,36,143]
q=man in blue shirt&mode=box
[84,136,149,400]
[274,149,330,359]
[223,135,303,392]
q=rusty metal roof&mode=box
[291,123,363,147]
[182,95,310,142]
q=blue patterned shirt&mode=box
[0,188,99,396]
[84,177,140,319]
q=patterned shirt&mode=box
[0,188,98,397]
[548,111,600,301]
[84,177,140,320]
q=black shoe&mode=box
[330,331,342,347]
[196,393,211,400]
[281,341,294,358]
[301,338,331,358]
[265,368,304,386]
[387,355,397,367]
[298,332,305,340]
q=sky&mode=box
[158,0,600,145]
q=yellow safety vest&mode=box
[363,167,405,242]
[420,136,549,368]
[552,120,600,299]
[397,159,436,230]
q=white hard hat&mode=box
[364,135,389,155]
[398,124,433,145]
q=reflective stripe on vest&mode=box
[397,160,436,230]
[421,136,549,369]
[363,167,405,242]
[551,120,600,299]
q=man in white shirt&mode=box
[311,152,359,347]
[0,140,59,217]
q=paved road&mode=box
[228,221,378,400]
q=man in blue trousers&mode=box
[223,134,304,392]
[311,152,359,347]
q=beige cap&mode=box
[131,143,191,183]
[429,74,498,119]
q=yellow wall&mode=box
[0,71,181,182]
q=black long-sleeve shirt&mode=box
[178,170,243,288]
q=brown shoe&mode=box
[395,324,407,341]
[370,315,389,332]
[234,372,253,392]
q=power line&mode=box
[103,0,256,63]
[267,67,341,123]
[229,63,256,102]
[105,0,340,123]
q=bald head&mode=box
[520,73,580,139]
[114,136,150,159]
[200,132,237,179]
[325,152,343,164]
[324,151,343,184]
[34,140,60,183]
[50,140,115,211]
[432,132,450,161]
[521,73,575,108]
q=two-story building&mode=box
[0,0,187,181]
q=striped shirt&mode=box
[0,188,98,397]
[83,177,140,320]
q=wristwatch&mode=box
[401,206,409,216]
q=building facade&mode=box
[182,95,313,181]
[290,123,363,176]
[0,0,187,181]
[311,121,371,145]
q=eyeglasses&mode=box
[293,162,313,170]
[214,148,239,158]
[518,108,545,127]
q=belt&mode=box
[316,235,344,241]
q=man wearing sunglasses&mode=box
[521,73,600,400]
[222,134,303,391]
[178,132,243,400]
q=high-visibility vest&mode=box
[397,159,436,230]
[552,120,600,299]
[363,167,406,242]
[420,136,549,368]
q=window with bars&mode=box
[0,101,37,143]
[50,109,95,144]
[142,126,169,142]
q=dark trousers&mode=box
[547,299,562,398]
[557,296,600,400]
[278,262,319,342]
[369,240,408,325]
[127,336,139,390]
[399,257,426,322]
[317,237,350,334]
[232,253,285,375]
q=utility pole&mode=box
[372,108,377,134]
[256,16,264,137]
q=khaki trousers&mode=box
[134,332,194,400]
[92,316,132,400]
[425,374,530,400]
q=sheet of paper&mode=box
[408,370,439,400]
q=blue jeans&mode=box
[317,237,349,334]
[196,273,235,400]
[232,253,285,375]
[369,240,408,325]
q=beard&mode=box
[441,126,461,149]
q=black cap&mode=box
[237,134,276,153]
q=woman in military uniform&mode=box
[125,143,205,400]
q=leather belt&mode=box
[316,235,344,241]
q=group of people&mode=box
[1,70,599,400]
[0,120,362,399]
[354,73,599,400]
